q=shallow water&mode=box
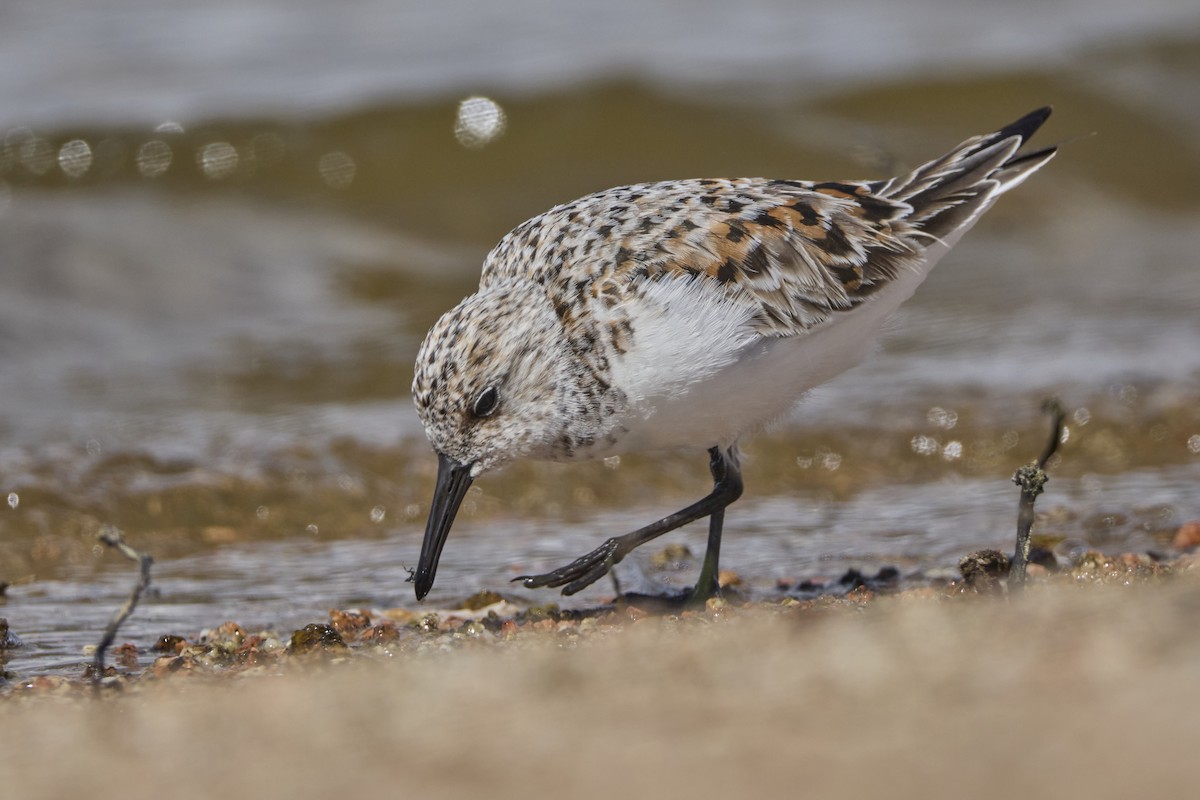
[5,458,1197,679]
[2,2,1199,677]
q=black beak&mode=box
[414,452,474,600]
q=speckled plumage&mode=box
[411,108,1057,600]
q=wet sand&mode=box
[3,563,1199,800]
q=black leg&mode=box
[517,446,743,596]
[686,448,735,604]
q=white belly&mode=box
[606,236,965,454]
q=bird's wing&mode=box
[482,108,1056,337]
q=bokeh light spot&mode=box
[911,434,939,456]
[454,96,507,148]
[18,133,54,175]
[137,140,173,178]
[58,139,93,178]
[318,150,356,189]
[926,406,958,430]
[197,141,239,179]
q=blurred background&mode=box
[1,0,1198,673]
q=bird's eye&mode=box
[471,386,499,418]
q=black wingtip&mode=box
[1001,143,1059,170]
[997,106,1053,145]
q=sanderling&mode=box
[411,107,1057,601]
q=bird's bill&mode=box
[414,452,474,600]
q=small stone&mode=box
[873,566,901,584]
[716,569,742,588]
[461,620,489,638]
[0,618,25,649]
[329,609,372,639]
[207,622,247,648]
[838,569,867,590]
[113,642,139,670]
[845,585,874,603]
[289,623,347,654]
[1028,546,1060,571]
[704,597,730,616]
[1171,520,1200,550]
[32,675,69,692]
[958,549,1010,593]
[365,622,400,644]
[153,634,187,653]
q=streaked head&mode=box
[410,279,566,599]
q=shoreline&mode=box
[1,555,1198,799]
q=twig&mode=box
[93,526,154,690]
[1009,399,1066,589]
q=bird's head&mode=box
[410,279,567,599]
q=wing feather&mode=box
[481,108,1056,337]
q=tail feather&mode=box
[882,107,1057,240]
[993,144,1058,192]
[903,138,1022,222]
[993,106,1054,144]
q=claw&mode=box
[561,563,610,595]
[516,537,622,592]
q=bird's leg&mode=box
[686,448,736,606]
[517,446,743,596]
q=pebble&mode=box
[1171,520,1200,550]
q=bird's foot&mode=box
[516,537,622,596]
[684,579,720,608]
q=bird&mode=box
[410,107,1057,602]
